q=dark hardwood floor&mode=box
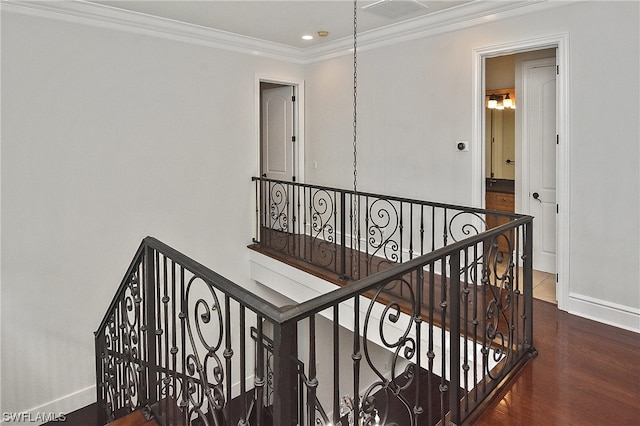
[473,299,640,425]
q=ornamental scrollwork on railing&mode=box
[310,189,336,268]
[268,182,289,232]
[183,275,227,424]
[447,211,488,245]
[367,199,400,273]
[482,233,515,379]
[359,277,417,425]
[100,270,144,421]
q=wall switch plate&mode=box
[456,140,469,152]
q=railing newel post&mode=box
[524,220,535,354]
[95,330,106,426]
[272,319,298,425]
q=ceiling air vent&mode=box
[361,0,430,20]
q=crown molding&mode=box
[1,0,573,64]
[300,0,571,63]
[0,0,308,64]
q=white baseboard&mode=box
[0,385,95,425]
[567,293,640,333]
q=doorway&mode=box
[473,34,570,310]
[257,77,304,183]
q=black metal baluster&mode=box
[399,201,404,264]
[170,260,178,424]
[524,222,534,354]
[267,181,273,247]
[179,266,188,424]
[256,316,265,426]
[297,183,302,259]
[473,242,479,405]
[352,296,361,424]
[334,190,339,274]
[514,225,521,353]
[431,206,436,252]
[449,251,462,424]
[340,191,347,278]
[414,268,423,425]
[290,182,295,257]
[427,261,435,424]
[462,247,470,414]
[239,306,248,425]
[420,205,425,258]
[333,305,340,424]
[304,186,308,262]
[439,256,447,422]
[365,195,370,276]
[162,255,169,417]
[95,330,106,425]
[309,189,314,265]
[443,208,448,247]
[409,203,414,260]
[307,316,318,426]
[144,245,158,404]
[224,296,233,423]
[254,178,259,243]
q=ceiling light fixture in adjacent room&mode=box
[302,34,314,40]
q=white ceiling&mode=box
[88,0,483,48]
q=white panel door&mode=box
[525,59,557,273]
[262,86,294,181]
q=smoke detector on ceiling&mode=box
[362,0,430,20]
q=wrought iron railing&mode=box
[96,182,535,425]
[252,177,522,282]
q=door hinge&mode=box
[292,175,296,182]
[556,134,559,145]
[292,95,296,102]
[292,136,296,142]
[556,65,559,75]
[556,204,559,214]
[556,273,559,283]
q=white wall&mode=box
[0,10,304,419]
[305,1,639,329]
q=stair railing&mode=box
[97,208,534,425]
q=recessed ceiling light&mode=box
[302,35,314,40]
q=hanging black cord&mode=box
[352,0,360,278]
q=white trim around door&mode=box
[255,74,305,183]
[471,33,570,311]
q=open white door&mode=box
[261,85,295,182]
[523,58,557,274]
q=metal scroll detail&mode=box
[367,199,400,272]
[267,182,291,252]
[359,277,417,425]
[183,276,226,424]
[482,234,515,379]
[310,189,336,268]
[100,271,144,421]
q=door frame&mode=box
[255,74,305,183]
[472,33,570,310]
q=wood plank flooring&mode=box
[473,299,640,425]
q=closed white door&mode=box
[524,59,557,273]
[261,85,294,181]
